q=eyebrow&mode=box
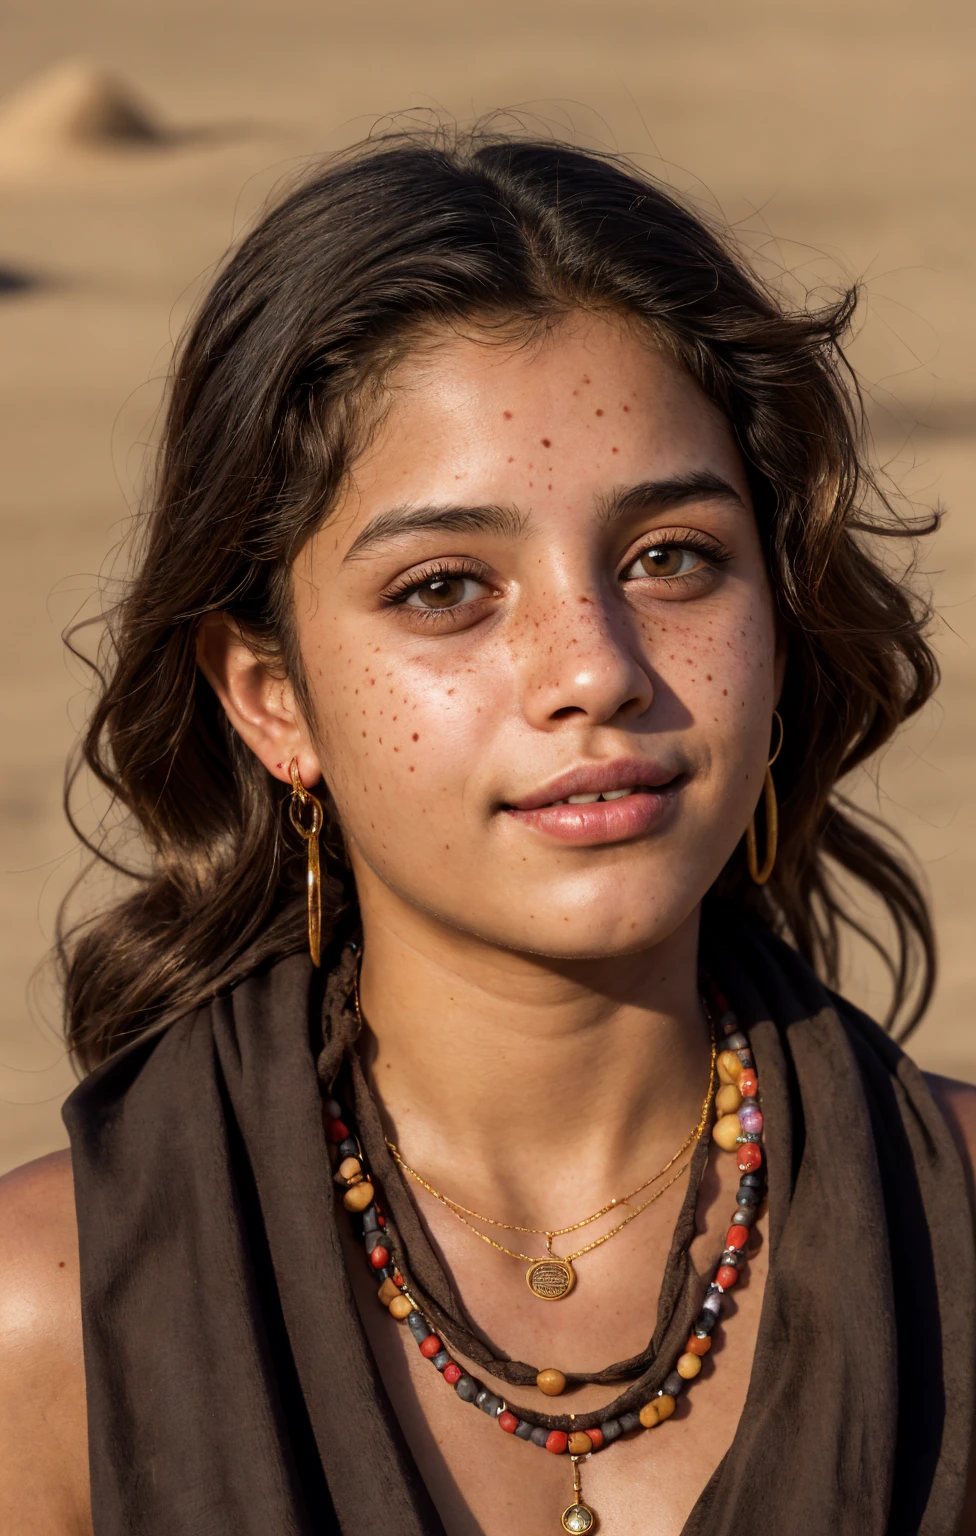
[597,470,747,524]
[342,502,528,561]
[341,470,745,562]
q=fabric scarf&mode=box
[65,918,975,1535]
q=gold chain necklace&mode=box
[384,1019,717,1300]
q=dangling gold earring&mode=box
[746,710,784,886]
[288,759,323,967]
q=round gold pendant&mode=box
[561,1502,595,1533]
[526,1257,575,1300]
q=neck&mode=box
[355,900,710,1228]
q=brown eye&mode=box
[404,575,487,610]
[622,545,703,581]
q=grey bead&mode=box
[723,1031,748,1051]
[663,1371,685,1397]
[407,1312,429,1342]
[739,1096,759,1112]
[530,1426,551,1447]
[721,1248,746,1268]
[618,1412,641,1434]
[338,1137,360,1160]
[731,1206,756,1227]
[361,1205,380,1233]
[736,1049,753,1067]
[600,1418,622,1443]
[432,1350,451,1371]
[455,1375,479,1403]
[719,1011,737,1031]
[364,1229,386,1254]
[740,1172,764,1188]
[515,1420,534,1440]
[702,1290,722,1315]
[693,1308,716,1335]
[373,1267,393,1283]
[476,1390,504,1417]
[736,1188,760,1207]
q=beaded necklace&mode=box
[324,988,764,1534]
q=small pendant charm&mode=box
[561,1502,595,1533]
[526,1257,575,1300]
[561,1456,595,1531]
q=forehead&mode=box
[334,312,749,532]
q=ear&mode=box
[195,613,323,789]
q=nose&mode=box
[517,592,654,730]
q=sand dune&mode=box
[0,61,165,176]
[1,0,974,1172]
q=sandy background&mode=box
[1,0,974,1173]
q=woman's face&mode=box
[293,313,781,959]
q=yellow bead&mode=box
[377,1276,400,1305]
[717,1050,744,1085]
[711,1112,742,1152]
[715,1083,743,1116]
[568,1432,592,1456]
[338,1156,362,1180]
[536,1369,567,1396]
[655,1393,676,1421]
[677,1352,702,1379]
[389,1295,414,1320]
[639,1400,662,1428]
[342,1180,375,1212]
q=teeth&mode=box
[601,788,633,800]
[567,792,601,804]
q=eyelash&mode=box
[382,532,732,616]
[382,558,494,613]
[620,529,732,581]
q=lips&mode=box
[502,761,685,847]
[505,760,680,812]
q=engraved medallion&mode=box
[561,1502,595,1533]
[526,1257,575,1300]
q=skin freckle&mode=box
[541,437,551,447]
[412,733,419,741]
[595,408,604,417]
[503,410,513,419]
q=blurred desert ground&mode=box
[1,0,975,1172]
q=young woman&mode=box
[1,131,974,1536]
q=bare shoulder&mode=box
[0,1149,91,1534]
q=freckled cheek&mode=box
[311,653,501,821]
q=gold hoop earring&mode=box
[288,759,323,967]
[745,710,783,887]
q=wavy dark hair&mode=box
[59,126,939,1069]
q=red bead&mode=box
[716,1264,739,1289]
[392,1272,404,1287]
[443,1362,462,1385]
[545,1431,568,1454]
[585,1428,604,1451]
[419,1335,443,1359]
[498,1411,519,1434]
[328,1119,349,1144]
[737,1142,763,1173]
[378,1214,387,1227]
[726,1225,748,1251]
[369,1246,389,1270]
[739,1069,758,1098]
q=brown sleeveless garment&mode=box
[63,918,976,1534]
